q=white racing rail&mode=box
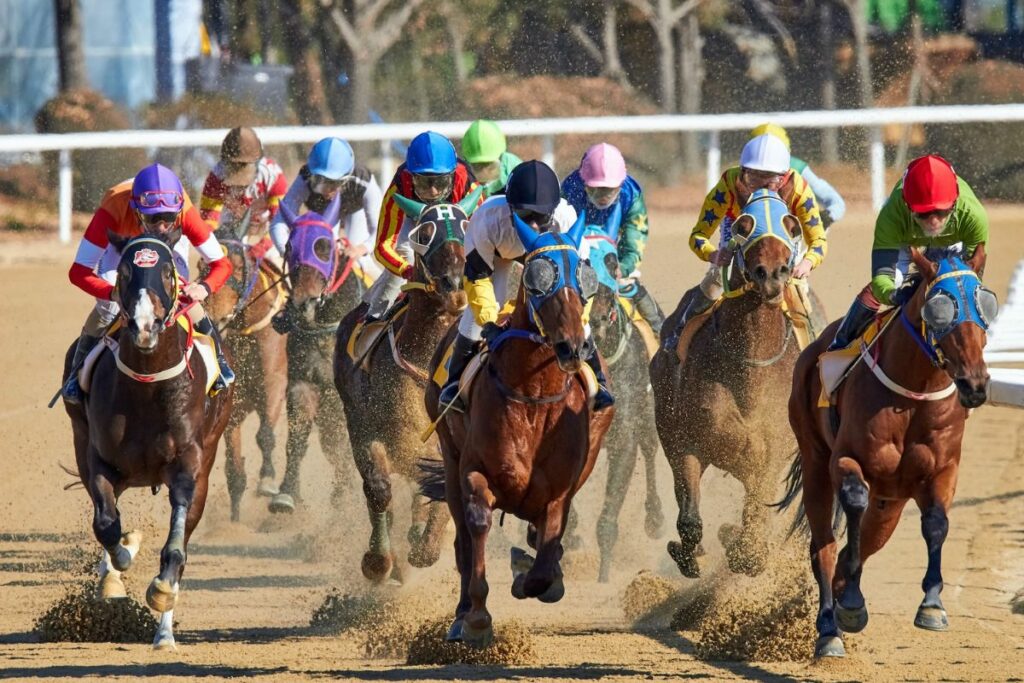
[986,262,1024,407]
[4,103,1024,244]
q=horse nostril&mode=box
[553,340,575,361]
[754,265,768,281]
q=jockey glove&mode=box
[481,321,503,348]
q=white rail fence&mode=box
[5,103,1024,245]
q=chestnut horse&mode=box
[423,213,614,648]
[62,234,232,649]
[583,216,664,583]
[266,200,363,513]
[204,227,288,521]
[780,247,994,658]
[650,189,804,579]
[334,197,473,583]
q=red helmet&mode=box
[902,154,959,213]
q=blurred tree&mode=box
[570,0,634,90]
[624,0,706,113]
[54,0,87,91]
[279,0,332,124]
[843,0,875,108]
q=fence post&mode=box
[59,149,73,244]
[542,134,555,170]
[379,139,395,186]
[870,127,886,211]
[706,130,721,191]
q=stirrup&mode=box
[438,382,465,413]
[62,376,84,405]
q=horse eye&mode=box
[976,288,999,326]
[313,237,333,262]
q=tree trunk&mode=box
[350,57,375,125]
[845,0,874,108]
[603,0,630,88]
[678,12,703,171]
[820,0,839,163]
[54,0,87,91]
[656,1,677,113]
[279,0,332,125]
[442,1,469,84]
[894,5,924,171]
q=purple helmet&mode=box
[130,163,185,215]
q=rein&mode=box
[113,305,196,384]
[742,314,793,367]
[601,297,633,366]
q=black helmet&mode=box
[506,160,560,215]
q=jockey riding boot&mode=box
[194,316,236,392]
[662,290,716,355]
[61,332,101,405]
[826,299,877,352]
[633,284,665,334]
[585,347,615,411]
[438,333,477,413]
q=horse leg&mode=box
[318,392,353,507]
[725,467,771,577]
[913,468,957,631]
[269,382,318,513]
[666,451,704,578]
[257,334,287,497]
[596,433,638,583]
[255,412,279,497]
[223,418,246,522]
[832,457,870,635]
[409,496,447,569]
[802,451,844,658]
[461,471,495,649]
[640,426,665,539]
[562,505,582,551]
[515,499,568,603]
[352,438,395,582]
[444,464,473,642]
[87,456,137,573]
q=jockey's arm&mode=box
[182,206,233,296]
[265,159,288,223]
[375,183,415,278]
[462,222,500,327]
[617,189,649,276]
[689,174,731,261]
[269,176,307,255]
[360,173,385,256]
[790,178,827,270]
[68,207,119,300]
[198,170,225,230]
[801,165,846,224]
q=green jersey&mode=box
[871,177,988,304]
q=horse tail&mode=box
[59,462,84,491]
[772,448,808,537]
[417,457,447,502]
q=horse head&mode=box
[581,214,623,346]
[909,245,995,408]
[203,235,252,330]
[392,193,470,315]
[513,211,598,372]
[281,195,341,325]
[730,189,799,304]
[115,236,181,352]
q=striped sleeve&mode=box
[69,207,117,299]
[374,183,412,276]
[265,158,287,218]
[182,206,232,293]
[199,172,226,228]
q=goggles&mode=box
[412,173,454,198]
[912,208,954,221]
[585,185,621,207]
[311,174,345,194]
[134,190,184,211]
[512,208,554,229]
[469,161,500,182]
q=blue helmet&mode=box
[307,137,354,180]
[406,131,457,175]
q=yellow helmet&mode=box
[750,123,791,151]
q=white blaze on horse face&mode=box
[133,288,158,348]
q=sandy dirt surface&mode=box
[1,200,1022,681]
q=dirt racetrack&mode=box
[1,199,1022,681]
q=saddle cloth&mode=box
[79,318,220,396]
[617,296,660,359]
[816,309,897,407]
[344,302,410,371]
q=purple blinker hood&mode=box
[281,195,341,282]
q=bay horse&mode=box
[650,189,804,579]
[266,199,363,513]
[779,247,994,658]
[334,196,474,583]
[423,213,614,648]
[204,220,288,522]
[583,213,664,583]
[62,233,232,650]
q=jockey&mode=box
[561,142,665,334]
[664,133,827,351]
[460,119,522,199]
[364,130,482,321]
[827,154,989,351]
[62,163,235,404]
[438,160,614,413]
[751,123,846,228]
[199,126,288,266]
[269,137,384,280]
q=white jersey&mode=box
[465,195,582,269]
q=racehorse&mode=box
[334,196,474,582]
[266,199,363,513]
[204,219,288,522]
[62,233,232,650]
[422,213,614,648]
[583,211,664,583]
[650,189,803,579]
[779,247,994,658]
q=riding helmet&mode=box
[307,137,355,180]
[902,154,959,213]
[579,143,627,188]
[740,134,791,175]
[506,160,561,215]
[406,131,457,175]
[461,120,506,164]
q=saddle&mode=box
[816,309,898,407]
[344,300,411,372]
[78,318,221,396]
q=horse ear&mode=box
[909,247,938,280]
[391,192,427,221]
[604,203,622,241]
[782,214,800,239]
[968,243,987,277]
[321,193,342,228]
[733,215,755,238]
[567,210,587,248]
[459,185,486,216]
[511,211,539,253]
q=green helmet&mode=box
[461,119,506,164]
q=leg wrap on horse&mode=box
[633,284,665,334]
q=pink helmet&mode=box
[579,143,627,188]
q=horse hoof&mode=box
[146,578,179,613]
[914,605,949,631]
[537,574,565,604]
[257,477,279,497]
[461,621,493,650]
[446,618,464,642]
[667,541,700,579]
[99,572,127,600]
[407,543,440,569]
[153,629,177,651]
[644,509,665,539]
[361,551,393,583]
[835,601,869,633]
[814,635,846,658]
[267,493,295,514]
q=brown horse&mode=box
[334,200,470,583]
[650,189,803,579]
[780,247,994,658]
[266,200,363,513]
[204,233,288,522]
[423,216,614,648]
[62,233,232,650]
